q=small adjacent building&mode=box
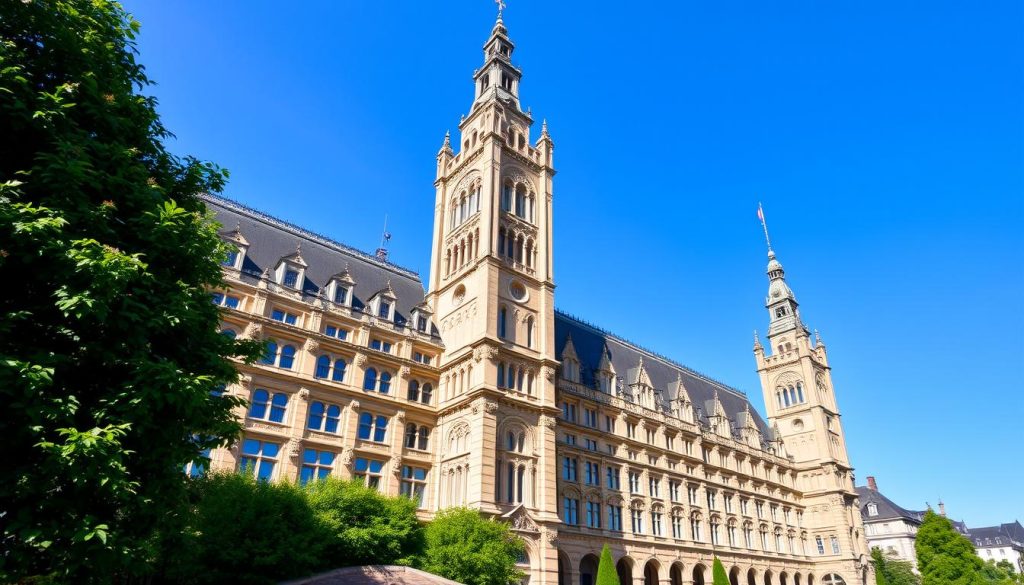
[855,477,923,566]
[970,522,1024,573]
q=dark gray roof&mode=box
[970,522,1024,549]
[554,311,771,438]
[204,195,435,334]
[855,486,925,523]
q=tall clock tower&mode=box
[425,11,561,584]
[754,246,872,582]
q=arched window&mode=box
[221,328,237,338]
[408,380,420,401]
[498,306,508,338]
[797,382,805,403]
[358,412,373,440]
[418,427,430,450]
[332,359,346,382]
[249,389,287,423]
[497,362,505,387]
[307,401,341,433]
[363,368,377,391]
[526,316,534,348]
[276,344,295,369]
[421,383,433,404]
[315,355,330,379]
[515,185,526,218]
[379,372,391,394]
[261,341,277,365]
[405,423,418,449]
[501,183,512,211]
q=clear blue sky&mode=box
[123,1,1023,525]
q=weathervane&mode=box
[757,201,773,253]
[495,0,506,19]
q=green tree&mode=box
[916,510,989,585]
[0,0,261,581]
[420,508,526,585]
[596,544,620,585]
[871,547,919,585]
[712,558,729,585]
[305,478,424,567]
[161,473,326,585]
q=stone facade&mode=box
[201,10,872,585]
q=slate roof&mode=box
[970,521,1024,549]
[203,195,436,334]
[855,486,925,524]
[554,311,772,438]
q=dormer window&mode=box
[283,269,299,288]
[417,316,428,332]
[378,301,392,319]
[867,503,878,517]
[562,358,580,383]
[325,270,355,308]
[334,286,348,304]
[222,247,239,268]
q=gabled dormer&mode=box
[368,280,397,321]
[325,266,356,307]
[627,357,654,409]
[705,390,731,437]
[669,373,695,423]
[410,301,434,334]
[766,422,788,457]
[595,343,616,393]
[274,244,307,290]
[737,403,763,448]
[219,223,249,271]
[560,334,580,383]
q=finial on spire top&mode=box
[541,119,548,134]
[814,329,823,346]
[757,202,773,254]
[495,0,506,20]
[753,330,763,350]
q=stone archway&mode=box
[794,573,802,585]
[617,557,634,585]
[764,569,774,585]
[644,559,661,585]
[579,554,599,585]
[781,572,790,585]
[671,562,685,585]
[557,550,572,585]
[747,568,758,585]
[693,564,707,585]
[729,566,741,585]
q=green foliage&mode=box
[596,544,619,585]
[420,508,526,585]
[0,0,261,581]
[915,511,990,585]
[306,478,424,567]
[161,473,326,585]
[712,558,729,585]
[871,547,918,585]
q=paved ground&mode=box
[280,565,463,585]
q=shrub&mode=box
[420,508,525,585]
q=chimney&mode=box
[939,500,946,517]
[867,476,878,491]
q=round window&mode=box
[509,281,527,301]
[453,284,466,305]
[792,419,804,431]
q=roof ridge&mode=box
[554,308,752,401]
[202,193,422,281]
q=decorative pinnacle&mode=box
[753,330,763,350]
[814,329,824,346]
[541,119,548,134]
[495,0,506,20]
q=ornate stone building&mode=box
[201,10,871,585]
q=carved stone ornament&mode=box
[339,447,353,466]
[395,410,406,424]
[244,322,262,338]
[303,338,319,353]
[390,455,402,476]
[349,400,360,411]
[483,400,499,414]
[399,365,411,376]
[474,345,499,362]
[287,438,301,457]
[541,527,558,547]
[354,353,367,367]
[540,366,555,382]
[297,388,310,400]
[539,414,557,429]
[237,374,253,389]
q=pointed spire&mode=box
[541,119,548,135]
[753,329,763,351]
[814,329,824,347]
[438,130,452,156]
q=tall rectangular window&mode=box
[830,536,841,554]
[239,439,279,481]
[608,505,623,531]
[353,457,385,490]
[400,466,428,507]
[586,501,602,528]
[283,269,299,288]
[563,457,578,482]
[631,508,644,534]
[606,466,621,490]
[563,497,579,525]
[584,462,599,486]
[300,448,335,485]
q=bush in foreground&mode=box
[420,508,526,585]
